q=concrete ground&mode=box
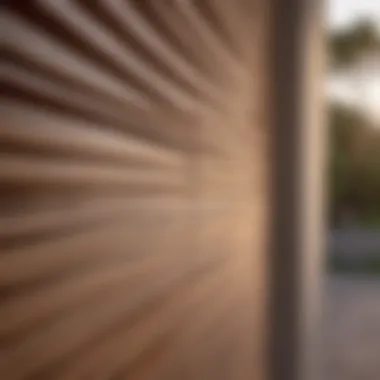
[323,275,380,380]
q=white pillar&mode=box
[269,1,326,379]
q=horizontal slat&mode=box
[0,154,185,187]
[0,198,186,240]
[0,105,182,167]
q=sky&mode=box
[327,0,380,124]
[328,0,380,30]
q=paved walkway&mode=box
[323,275,380,380]
[330,228,380,258]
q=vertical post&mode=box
[269,1,326,380]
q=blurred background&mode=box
[324,1,380,379]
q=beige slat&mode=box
[1,12,148,107]
[0,103,182,166]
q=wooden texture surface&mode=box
[0,1,270,379]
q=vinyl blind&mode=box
[1,1,270,379]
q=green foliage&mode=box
[329,20,380,67]
[329,104,380,226]
[328,21,380,226]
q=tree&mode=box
[328,20,380,226]
[329,20,380,67]
[329,104,380,226]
